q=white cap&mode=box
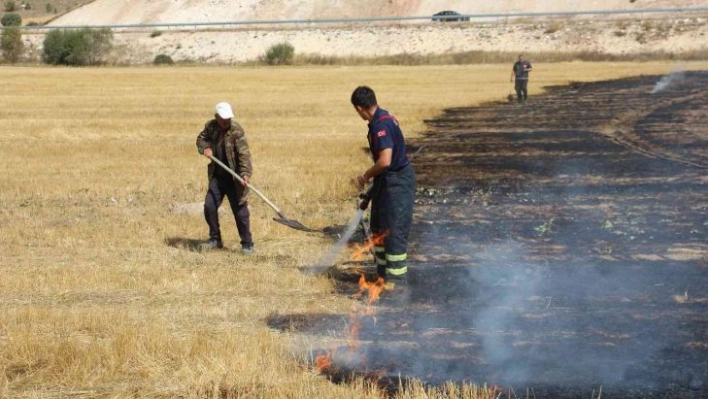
[215,102,235,119]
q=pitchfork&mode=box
[208,156,320,233]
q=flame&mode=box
[314,233,390,376]
[355,274,386,305]
[348,231,388,261]
[314,350,332,372]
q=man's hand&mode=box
[241,175,250,187]
[356,174,368,190]
[203,148,213,158]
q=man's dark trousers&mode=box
[515,79,528,102]
[370,164,415,281]
[204,176,252,246]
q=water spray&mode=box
[317,209,365,267]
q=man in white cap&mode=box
[196,102,254,253]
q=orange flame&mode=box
[314,232,390,376]
[348,231,388,261]
[314,350,332,372]
[356,274,386,305]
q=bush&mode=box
[24,2,30,10]
[44,2,50,12]
[544,21,563,34]
[4,1,15,12]
[153,53,174,65]
[1,26,22,63]
[42,28,114,66]
[1,12,21,26]
[150,30,162,38]
[263,42,294,66]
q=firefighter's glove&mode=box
[358,192,371,211]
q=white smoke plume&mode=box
[651,64,686,94]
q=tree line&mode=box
[1,24,114,65]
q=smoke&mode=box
[650,64,686,94]
[462,241,662,387]
[467,242,544,383]
[342,234,689,390]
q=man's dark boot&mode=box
[376,265,386,281]
[241,243,254,255]
[200,239,223,251]
[385,273,408,289]
[381,274,411,308]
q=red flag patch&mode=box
[377,130,386,138]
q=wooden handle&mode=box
[208,156,285,217]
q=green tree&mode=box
[263,42,295,65]
[1,12,21,26]
[1,26,23,63]
[153,53,174,65]
[4,1,15,12]
[42,28,113,66]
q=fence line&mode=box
[14,6,708,31]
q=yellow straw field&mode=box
[1,62,706,398]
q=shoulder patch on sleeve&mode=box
[377,130,386,138]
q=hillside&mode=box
[20,0,708,65]
[8,0,93,25]
[48,0,708,25]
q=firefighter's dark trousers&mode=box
[370,164,416,281]
[515,78,528,102]
[204,176,253,246]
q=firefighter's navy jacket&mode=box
[367,108,410,171]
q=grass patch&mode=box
[284,49,708,67]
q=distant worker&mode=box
[351,86,416,288]
[196,102,255,254]
[510,54,533,103]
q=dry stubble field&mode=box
[1,62,706,398]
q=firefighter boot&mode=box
[382,273,410,307]
[376,264,386,280]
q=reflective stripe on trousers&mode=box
[386,253,408,276]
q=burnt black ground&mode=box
[272,71,708,398]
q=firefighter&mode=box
[196,102,254,254]
[351,86,416,287]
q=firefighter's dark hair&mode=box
[351,86,378,108]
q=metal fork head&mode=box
[273,217,320,233]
